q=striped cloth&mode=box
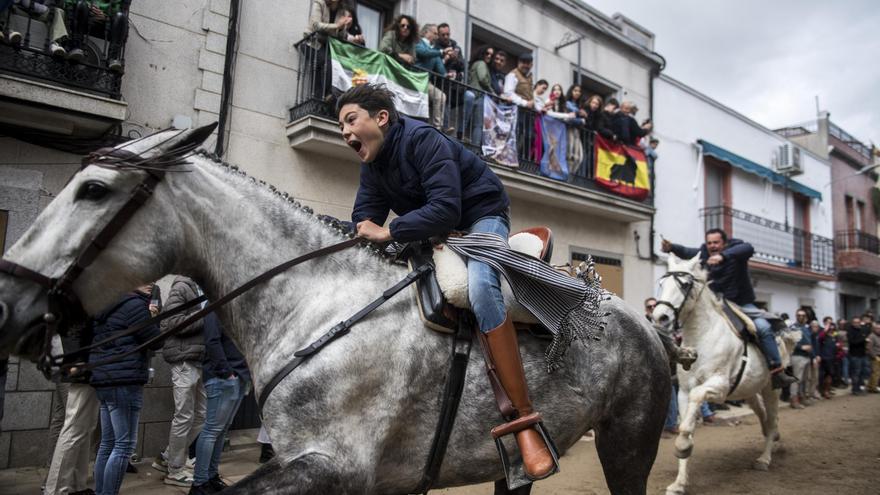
[446,232,608,371]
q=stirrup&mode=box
[490,412,561,490]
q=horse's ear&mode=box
[162,123,218,155]
[666,252,680,266]
[688,253,702,267]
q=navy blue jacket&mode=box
[202,313,251,383]
[670,239,756,305]
[610,112,649,146]
[791,323,814,358]
[352,116,510,242]
[88,291,162,387]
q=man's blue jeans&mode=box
[95,386,143,495]
[467,215,510,332]
[740,303,781,368]
[665,384,678,429]
[849,355,870,392]
[193,376,246,485]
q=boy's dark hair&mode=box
[606,97,620,108]
[535,79,548,88]
[705,228,728,242]
[336,84,400,124]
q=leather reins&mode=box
[655,271,703,330]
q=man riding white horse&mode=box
[661,228,795,389]
[337,83,555,481]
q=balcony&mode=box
[701,206,835,281]
[835,230,880,283]
[0,2,129,137]
[285,37,654,222]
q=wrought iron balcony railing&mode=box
[835,230,880,255]
[288,35,653,205]
[0,1,130,99]
[701,206,835,276]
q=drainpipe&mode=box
[214,0,241,157]
[648,52,666,261]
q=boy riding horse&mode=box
[336,83,555,481]
[662,228,796,389]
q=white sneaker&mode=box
[151,449,169,473]
[163,469,194,487]
[49,42,66,57]
[186,456,196,470]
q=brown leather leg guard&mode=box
[485,314,554,480]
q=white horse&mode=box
[0,127,672,494]
[652,253,798,495]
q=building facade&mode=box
[652,75,837,318]
[0,0,664,468]
[779,114,880,317]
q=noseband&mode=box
[655,271,703,330]
[0,147,166,376]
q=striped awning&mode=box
[698,139,822,200]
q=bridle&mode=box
[0,146,171,378]
[655,271,705,330]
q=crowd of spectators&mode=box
[20,279,271,495]
[0,0,129,72]
[649,299,880,438]
[305,0,657,157]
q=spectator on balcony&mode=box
[468,45,495,93]
[536,83,575,121]
[305,1,362,46]
[502,52,534,108]
[489,50,507,97]
[414,23,448,131]
[379,14,418,66]
[435,23,464,81]
[64,1,128,71]
[564,85,585,120]
[611,100,652,146]
[583,95,614,141]
[2,0,68,56]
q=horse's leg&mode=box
[223,452,368,495]
[595,409,664,495]
[493,479,532,495]
[753,384,780,471]
[744,394,767,437]
[667,381,723,495]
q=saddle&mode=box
[720,299,757,339]
[409,227,555,334]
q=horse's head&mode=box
[0,124,216,360]
[653,252,705,329]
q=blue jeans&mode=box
[193,376,246,485]
[701,401,713,419]
[467,215,510,332]
[849,355,870,392]
[665,384,678,429]
[95,386,143,495]
[740,303,780,368]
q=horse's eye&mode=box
[77,181,109,201]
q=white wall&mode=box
[651,75,835,315]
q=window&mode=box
[704,159,729,208]
[572,252,623,297]
[856,200,865,231]
[469,22,533,77]
[571,68,618,102]
[0,210,7,254]
[356,2,384,51]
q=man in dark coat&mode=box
[610,101,652,146]
[336,83,554,481]
[662,228,795,388]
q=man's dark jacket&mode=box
[669,238,756,306]
[88,291,162,387]
[352,116,509,242]
[202,313,251,383]
[160,276,206,364]
[611,112,649,146]
[847,323,870,358]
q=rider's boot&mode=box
[485,314,555,480]
[770,366,797,389]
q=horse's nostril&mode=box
[657,314,668,324]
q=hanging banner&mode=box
[539,116,570,180]
[481,96,519,168]
[594,134,651,201]
[329,38,429,118]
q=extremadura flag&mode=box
[329,38,429,118]
[594,134,651,201]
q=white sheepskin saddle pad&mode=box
[432,232,546,324]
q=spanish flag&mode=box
[594,134,651,201]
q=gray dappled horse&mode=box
[0,127,670,494]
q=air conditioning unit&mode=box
[775,143,803,176]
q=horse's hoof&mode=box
[773,432,781,442]
[674,444,693,459]
[666,485,687,495]
[753,460,770,471]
